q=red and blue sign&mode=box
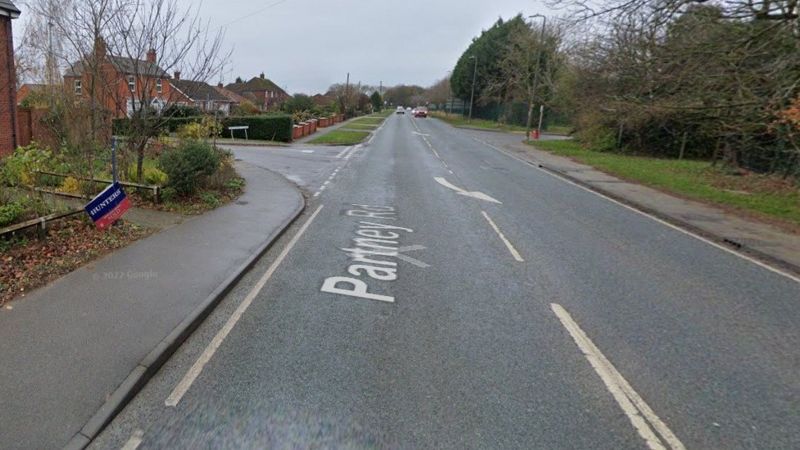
[85,182,131,230]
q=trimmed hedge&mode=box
[221,116,293,142]
[112,114,294,142]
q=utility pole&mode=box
[345,72,350,115]
[468,55,477,122]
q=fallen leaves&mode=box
[0,217,151,306]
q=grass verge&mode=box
[309,130,370,146]
[530,139,800,227]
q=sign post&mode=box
[84,182,131,230]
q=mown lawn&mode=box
[344,122,380,130]
[309,130,370,145]
[432,111,571,135]
[531,140,800,227]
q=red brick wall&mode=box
[0,17,18,157]
[17,107,59,150]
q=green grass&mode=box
[431,112,528,133]
[530,140,800,226]
[350,117,385,125]
[309,130,370,145]
[344,122,380,130]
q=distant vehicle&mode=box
[413,107,428,118]
[406,107,412,111]
[396,106,405,114]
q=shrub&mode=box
[60,177,82,194]
[158,141,221,196]
[0,202,25,227]
[221,115,293,142]
[0,143,54,187]
[144,167,168,186]
[177,116,222,140]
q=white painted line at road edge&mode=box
[165,205,325,407]
[472,136,800,285]
[481,211,524,262]
[120,429,144,450]
[550,303,686,450]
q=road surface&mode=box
[92,114,800,449]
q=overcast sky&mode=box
[13,0,550,94]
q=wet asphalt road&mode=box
[92,114,800,449]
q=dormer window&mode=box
[73,80,82,95]
[127,75,136,92]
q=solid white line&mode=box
[165,205,325,407]
[120,429,144,450]
[551,304,685,450]
[472,137,800,285]
[481,211,524,262]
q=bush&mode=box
[221,115,293,142]
[177,116,222,140]
[0,202,25,227]
[60,177,81,194]
[158,141,221,196]
[0,143,54,187]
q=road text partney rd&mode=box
[321,204,425,303]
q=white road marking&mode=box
[165,205,325,407]
[472,137,800,285]
[301,150,314,153]
[550,303,686,450]
[120,429,144,450]
[434,177,502,204]
[481,211,524,262]
[396,245,431,268]
[335,147,350,158]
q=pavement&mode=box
[460,128,800,274]
[0,162,304,449]
[88,114,800,449]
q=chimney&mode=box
[217,83,223,88]
[94,37,107,60]
[260,72,265,79]
[146,48,156,63]
[173,71,181,80]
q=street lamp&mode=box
[527,14,547,141]
[468,55,477,122]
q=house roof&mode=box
[170,79,230,102]
[213,85,248,104]
[225,76,287,96]
[0,0,21,18]
[64,55,169,78]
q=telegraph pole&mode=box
[345,72,350,114]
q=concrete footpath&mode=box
[465,128,800,274]
[0,163,304,450]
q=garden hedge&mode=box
[112,114,294,142]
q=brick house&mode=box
[225,73,289,111]
[169,75,235,116]
[63,38,171,119]
[0,0,20,157]
[214,83,248,110]
[16,83,46,106]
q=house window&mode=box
[156,79,162,94]
[127,75,136,92]
[73,80,82,95]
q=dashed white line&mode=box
[335,147,351,159]
[551,303,685,450]
[120,429,144,450]
[472,136,800,285]
[165,205,325,407]
[481,211,524,262]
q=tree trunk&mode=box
[525,100,534,141]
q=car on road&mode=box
[396,106,405,114]
[413,107,428,118]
